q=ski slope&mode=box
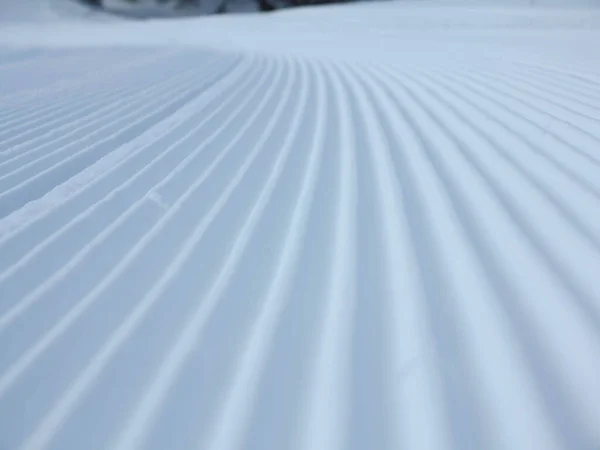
[1,1,600,449]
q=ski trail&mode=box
[0,56,280,398]
[506,68,600,108]
[0,55,248,242]
[412,68,600,242]
[427,67,600,197]
[0,51,181,132]
[516,65,600,99]
[406,69,600,258]
[107,56,301,450]
[0,73,203,192]
[0,58,258,335]
[470,68,600,125]
[203,58,325,450]
[1,4,600,449]
[0,57,209,156]
[0,56,255,303]
[369,64,600,449]
[355,65,492,450]
[363,64,573,450]
[295,56,357,450]
[12,56,287,450]
[338,61,452,450]
[0,83,207,218]
[0,61,212,173]
[451,70,600,165]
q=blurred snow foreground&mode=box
[0,0,600,449]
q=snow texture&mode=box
[0,1,599,450]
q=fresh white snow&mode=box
[0,0,599,449]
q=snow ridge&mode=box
[0,2,600,450]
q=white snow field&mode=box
[1,0,600,449]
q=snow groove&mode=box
[1,11,600,449]
[0,55,254,326]
[0,54,210,150]
[203,58,326,450]
[0,59,216,165]
[0,52,158,125]
[0,55,272,391]
[367,64,600,449]
[0,69,212,187]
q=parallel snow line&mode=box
[0,68,214,186]
[296,58,356,450]
[0,72,213,218]
[2,57,264,306]
[80,56,298,450]
[0,67,162,137]
[391,69,600,324]
[0,58,277,405]
[0,65,211,173]
[0,85,198,210]
[0,50,183,113]
[1,67,204,157]
[0,57,206,149]
[0,57,216,162]
[337,62,397,450]
[0,59,228,179]
[479,68,600,118]
[462,70,600,143]
[364,63,590,450]
[508,56,600,79]
[0,55,211,152]
[473,80,600,140]
[0,53,215,145]
[0,55,251,273]
[0,60,252,262]
[397,69,600,449]
[109,55,306,450]
[422,63,600,171]
[370,66,600,447]
[430,69,600,194]
[9,54,276,445]
[0,54,248,243]
[381,67,600,336]
[204,58,324,450]
[0,54,283,419]
[458,67,600,137]
[494,64,600,110]
[357,64,493,450]
[338,61,451,450]
[0,51,179,123]
[143,54,274,202]
[359,63,567,450]
[408,69,600,253]
[0,57,261,318]
[0,55,264,331]
[512,68,600,105]
[0,50,197,126]
[517,63,600,93]
[518,60,600,83]
[520,63,600,90]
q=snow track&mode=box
[1,3,600,449]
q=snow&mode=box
[0,1,600,450]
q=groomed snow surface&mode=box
[1,1,600,449]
